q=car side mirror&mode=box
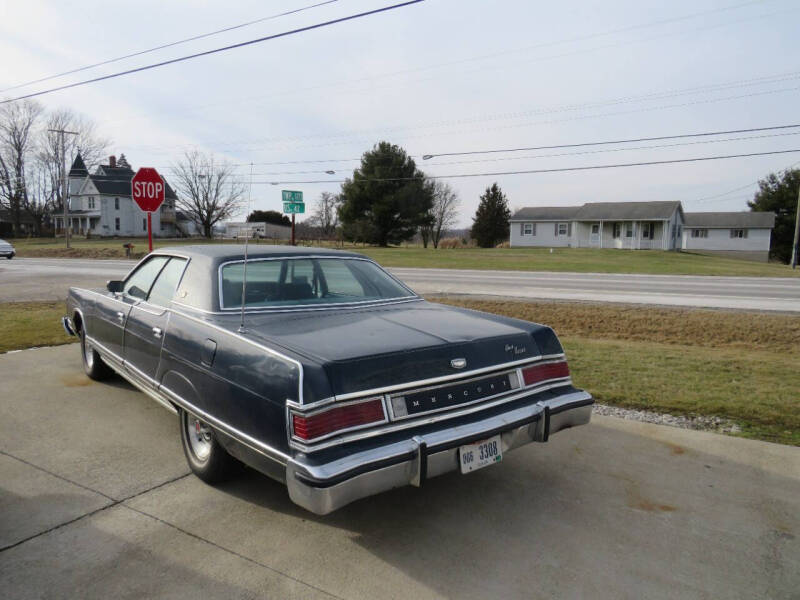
[107,280,123,293]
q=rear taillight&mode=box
[521,361,570,386]
[291,397,386,442]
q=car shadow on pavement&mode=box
[214,426,800,600]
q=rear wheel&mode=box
[80,327,113,380]
[179,408,240,483]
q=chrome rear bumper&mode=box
[286,390,593,515]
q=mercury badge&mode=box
[451,358,467,369]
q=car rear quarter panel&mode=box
[157,311,302,454]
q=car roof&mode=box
[154,244,366,261]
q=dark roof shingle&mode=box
[575,201,681,220]
[684,212,775,228]
[510,206,581,221]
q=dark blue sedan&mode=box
[63,245,593,514]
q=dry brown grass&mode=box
[432,297,800,355]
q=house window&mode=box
[115,198,120,210]
[88,197,95,209]
[613,223,621,239]
[691,229,708,238]
[522,223,535,236]
[642,222,656,239]
[115,217,120,231]
[143,218,147,230]
[591,224,600,235]
[625,224,633,238]
[557,223,568,236]
[730,229,748,239]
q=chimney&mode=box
[109,155,116,168]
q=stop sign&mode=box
[131,167,165,213]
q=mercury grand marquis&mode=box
[62,245,593,514]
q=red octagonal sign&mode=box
[131,167,165,213]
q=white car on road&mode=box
[0,239,15,259]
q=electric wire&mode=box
[0,0,425,104]
[0,1,341,94]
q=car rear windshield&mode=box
[219,257,414,309]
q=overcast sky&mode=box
[2,0,798,227]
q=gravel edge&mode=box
[593,403,742,434]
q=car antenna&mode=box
[238,162,254,334]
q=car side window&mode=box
[123,256,169,300]
[147,257,187,307]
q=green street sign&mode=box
[281,190,303,203]
[283,202,305,214]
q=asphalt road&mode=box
[2,257,799,311]
[1,345,798,599]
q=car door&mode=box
[91,256,168,362]
[123,257,187,385]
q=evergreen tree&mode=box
[339,141,433,246]
[748,168,799,264]
[471,183,510,247]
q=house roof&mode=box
[68,153,88,178]
[510,206,581,221]
[574,201,682,220]
[75,159,178,200]
[684,211,775,228]
[511,201,682,222]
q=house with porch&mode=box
[54,154,182,237]
[510,201,684,250]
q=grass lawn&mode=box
[0,301,75,354]
[11,237,799,277]
[434,298,800,446]
[3,297,798,445]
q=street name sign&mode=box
[283,202,305,214]
[282,190,303,203]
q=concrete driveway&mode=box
[1,345,798,599]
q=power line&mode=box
[420,124,800,160]
[0,1,341,94]
[0,0,425,105]
[221,149,800,184]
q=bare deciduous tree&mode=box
[422,180,460,249]
[309,191,340,237]
[38,108,111,212]
[171,150,245,238]
[0,99,44,235]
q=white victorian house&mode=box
[54,154,183,237]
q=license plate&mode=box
[459,435,503,474]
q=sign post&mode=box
[131,167,166,252]
[282,190,304,246]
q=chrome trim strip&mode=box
[160,384,290,464]
[217,255,418,312]
[332,353,566,402]
[289,377,573,453]
[173,296,423,315]
[289,396,389,444]
[86,334,125,367]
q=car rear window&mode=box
[219,257,414,309]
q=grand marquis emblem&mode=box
[451,358,467,369]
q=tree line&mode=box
[0,99,110,235]
[300,141,510,248]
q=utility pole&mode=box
[792,184,800,269]
[48,128,78,249]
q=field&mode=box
[10,237,799,277]
[4,296,798,445]
[434,298,800,446]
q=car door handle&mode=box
[152,327,163,339]
[116,311,125,323]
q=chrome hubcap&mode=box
[187,415,212,461]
